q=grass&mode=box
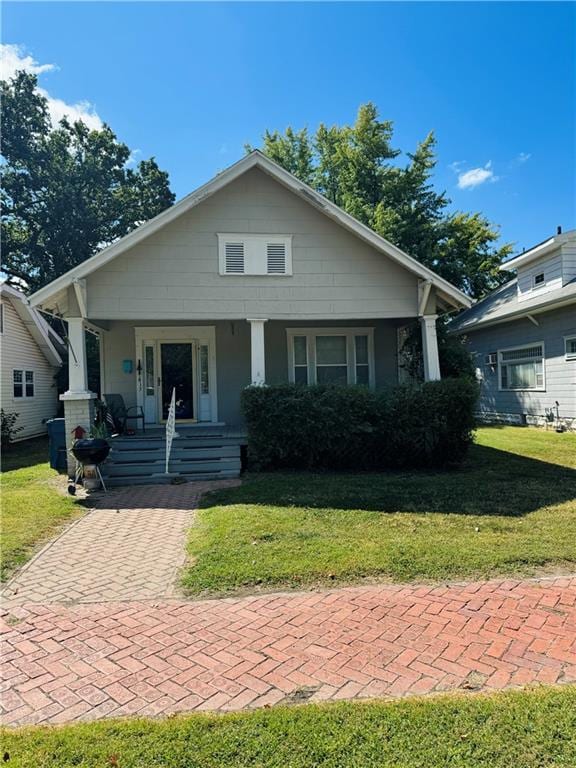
[2,686,575,767]
[182,426,576,596]
[1,438,82,582]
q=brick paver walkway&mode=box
[1,481,239,605]
[2,576,575,725]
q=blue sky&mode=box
[3,2,575,254]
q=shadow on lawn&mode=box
[200,444,576,518]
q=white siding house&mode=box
[450,228,576,427]
[1,284,63,440]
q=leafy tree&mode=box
[399,322,477,381]
[1,72,175,292]
[249,104,513,298]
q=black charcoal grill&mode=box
[69,439,110,494]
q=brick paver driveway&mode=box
[2,576,575,725]
[1,481,238,605]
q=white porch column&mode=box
[247,318,268,385]
[60,317,96,475]
[66,317,89,394]
[420,314,441,381]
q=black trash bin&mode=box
[46,418,67,471]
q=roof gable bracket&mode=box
[418,280,433,316]
[526,314,540,327]
[73,278,87,318]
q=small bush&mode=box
[241,379,479,471]
[1,410,23,449]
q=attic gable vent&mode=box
[224,242,245,274]
[267,242,287,274]
[218,234,292,276]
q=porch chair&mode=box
[103,394,145,434]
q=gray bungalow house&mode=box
[29,151,471,483]
[450,228,576,428]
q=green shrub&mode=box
[1,410,23,449]
[241,379,479,471]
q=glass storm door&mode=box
[159,342,196,422]
[143,343,157,424]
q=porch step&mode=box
[109,436,243,450]
[104,458,240,477]
[108,446,240,463]
[100,432,243,486]
[103,469,240,487]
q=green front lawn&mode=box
[2,686,575,768]
[183,426,576,595]
[1,438,82,581]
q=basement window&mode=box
[218,234,292,276]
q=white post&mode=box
[61,316,96,476]
[420,314,441,381]
[66,317,89,394]
[247,318,268,385]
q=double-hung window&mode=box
[13,370,34,398]
[287,329,374,387]
[565,336,576,361]
[498,344,545,391]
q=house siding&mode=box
[86,167,420,321]
[101,318,404,426]
[517,252,563,302]
[464,305,576,418]
[0,297,60,440]
[562,243,576,284]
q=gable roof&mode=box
[450,228,576,333]
[499,228,575,271]
[1,283,64,366]
[29,150,471,311]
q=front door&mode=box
[159,342,196,422]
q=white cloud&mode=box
[456,161,498,190]
[41,93,102,131]
[1,43,102,130]
[0,43,56,78]
[510,152,531,167]
[126,148,142,167]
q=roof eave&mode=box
[450,293,576,334]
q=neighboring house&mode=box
[0,283,64,441]
[29,151,471,480]
[450,228,576,428]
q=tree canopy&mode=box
[1,72,175,292]
[248,104,513,298]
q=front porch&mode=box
[60,315,442,481]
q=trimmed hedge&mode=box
[241,379,479,471]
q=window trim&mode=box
[217,234,293,276]
[532,272,546,289]
[13,369,35,399]
[286,328,375,388]
[497,341,545,392]
[564,335,576,361]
